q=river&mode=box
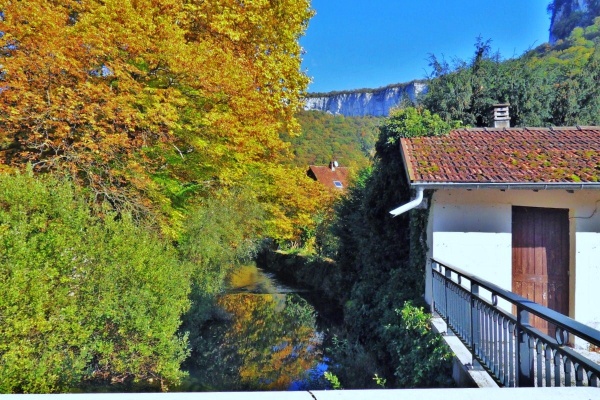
[180,264,332,391]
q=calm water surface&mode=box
[182,264,330,391]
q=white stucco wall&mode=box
[573,231,600,331]
[424,188,600,333]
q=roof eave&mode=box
[399,139,416,184]
[410,181,600,190]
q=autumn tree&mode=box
[0,0,314,238]
[0,0,179,216]
[0,0,326,392]
[249,164,336,244]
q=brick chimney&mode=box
[492,103,510,128]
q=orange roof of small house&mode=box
[400,127,600,186]
[307,165,350,190]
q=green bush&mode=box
[324,336,381,389]
[0,170,191,392]
[178,187,265,294]
[384,302,453,387]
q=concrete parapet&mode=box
[430,316,499,388]
[2,387,598,399]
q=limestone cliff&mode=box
[548,0,600,43]
[303,81,427,117]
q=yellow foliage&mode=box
[0,0,314,237]
[247,163,336,242]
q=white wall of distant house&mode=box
[423,188,600,338]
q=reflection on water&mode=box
[227,264,298,294]
[182,264,327,391]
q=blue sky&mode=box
[301,1,551,93]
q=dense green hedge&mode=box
[323,109,455,387]
[0,170,191,392]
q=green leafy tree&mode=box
[575,45,600,123]
[424,24,600,128]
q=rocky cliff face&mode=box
[548,0,598,43]
[303,81,427,117]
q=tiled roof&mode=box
[307,165,350,190]
[400,127,600,184]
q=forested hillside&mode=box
[424,19,600,127]
[283,110,382,169]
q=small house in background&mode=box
[307,161,349,190]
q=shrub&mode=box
[0,170,191,392]
[384,302,453,387]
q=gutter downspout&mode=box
[389,187,424,217]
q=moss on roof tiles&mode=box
[401,127,600,184]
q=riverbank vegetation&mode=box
[0,171,191,392]
[268,11,600,388]
[0,0,333,392]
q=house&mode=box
[393,115,600,335]
[307,161,350,190]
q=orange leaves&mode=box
[1,0,315,237]
[1,1,180,214]
[248,163,336,242]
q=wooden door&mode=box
[512,206,570,336]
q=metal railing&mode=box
[431,258,600,387]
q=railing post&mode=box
[444,267,452,320]
[517,307,534,387]
[471,284,479,355]
[431,261,437,314]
